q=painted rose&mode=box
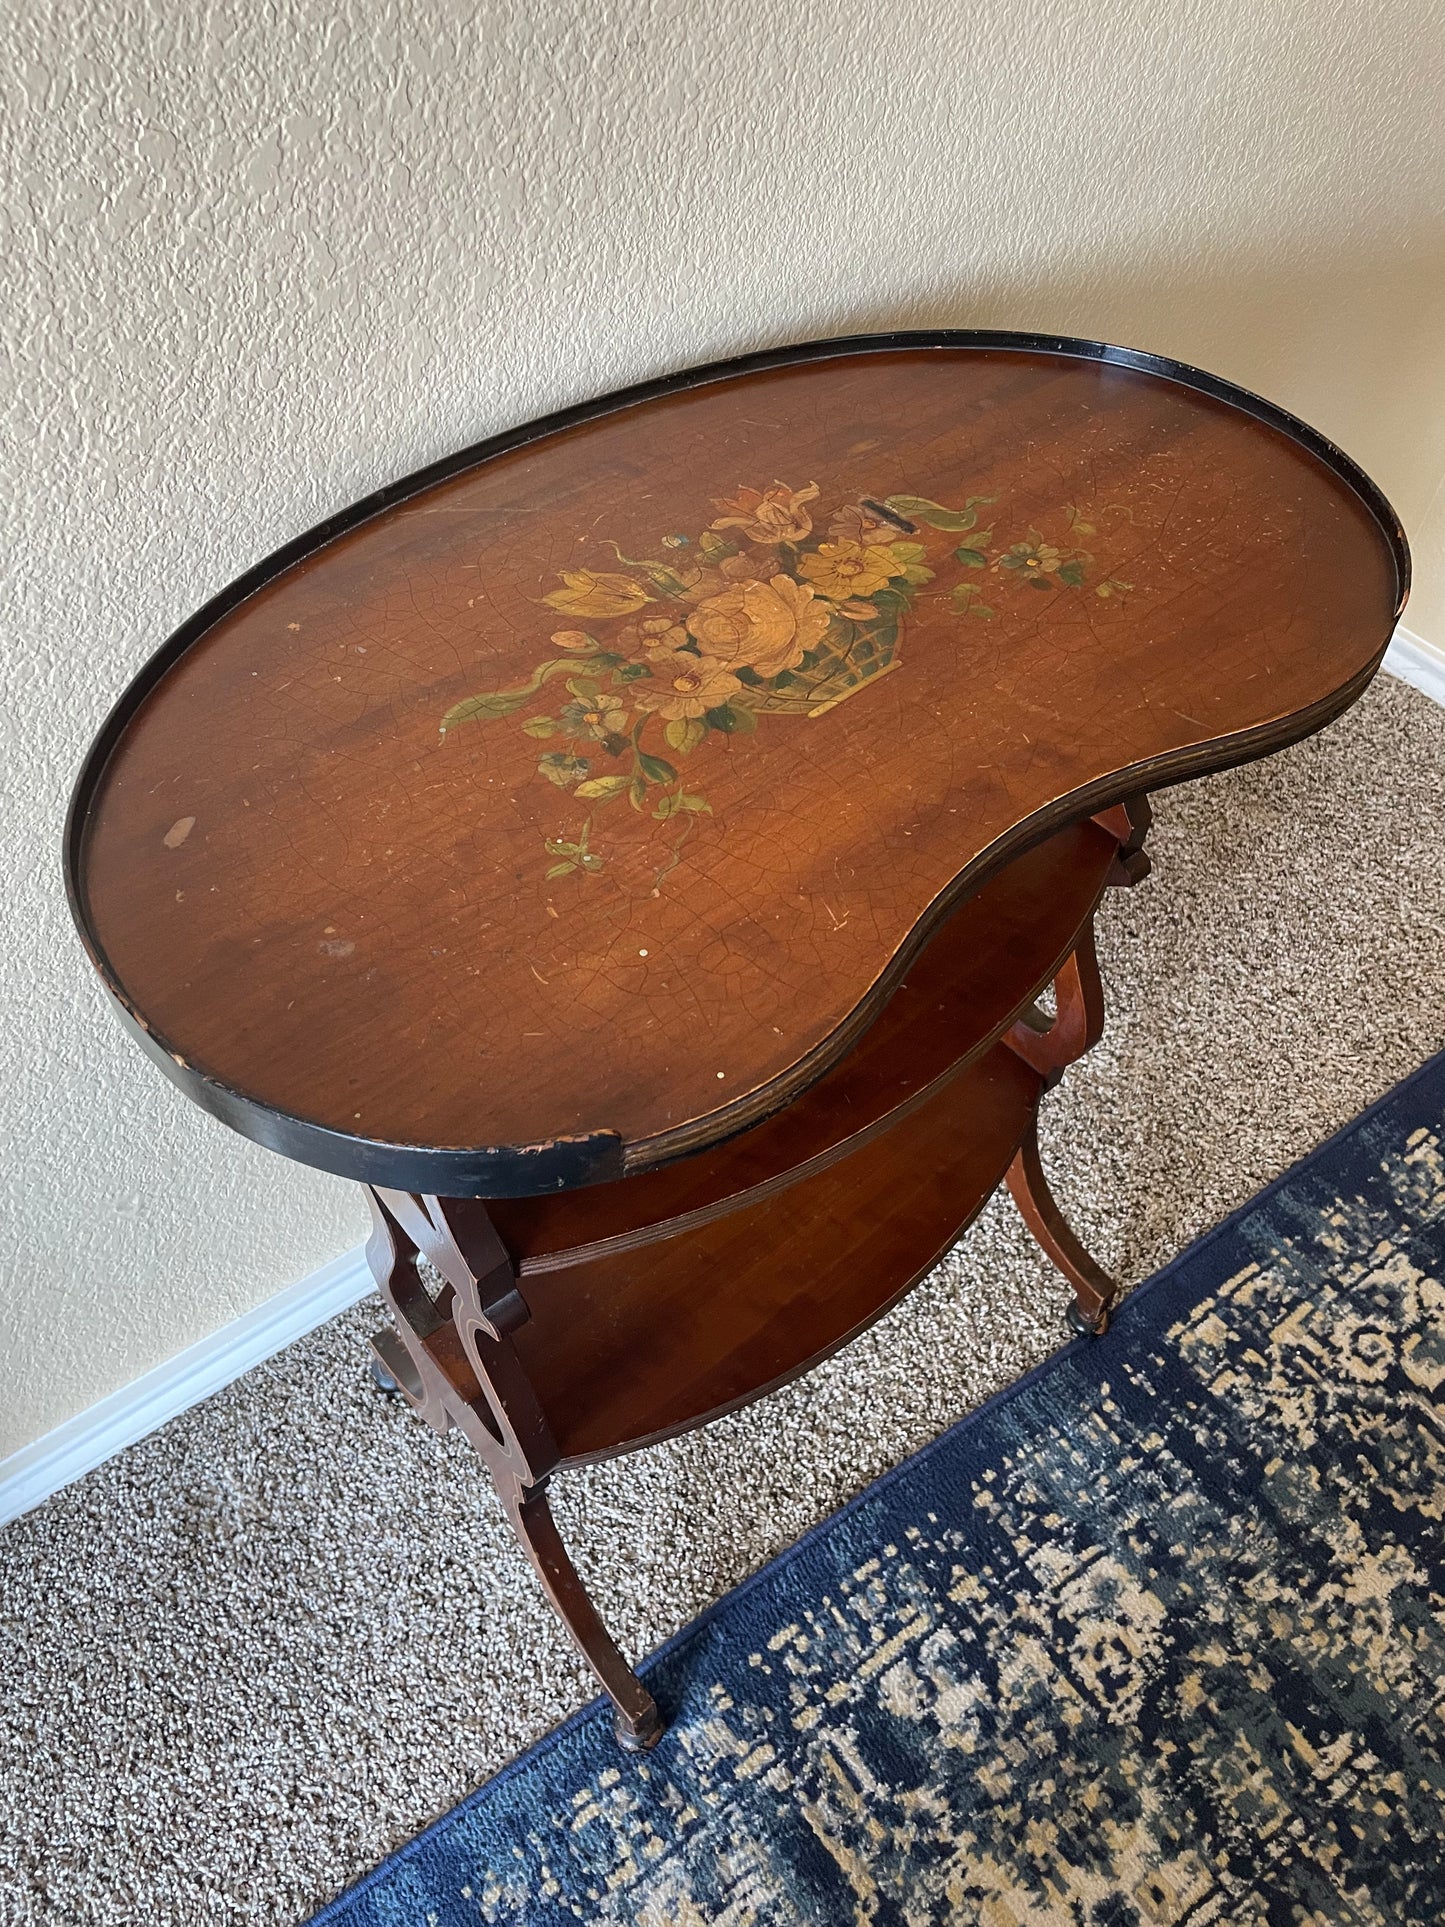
[685,574,831,678]
[709,481,819,546]
[632,649,743,720]
[542,570,653,618]
[799,540,907,602]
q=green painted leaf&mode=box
[954,547,987,569]
[522,716,558,738]
[734,665,764,686]
[1027,576,1054,591]
[439,655,597,732]
[545,861,577,878]
[629,774,648,811]
[884,493,994,532]
[613,661,652,683]
[1057,560,1086,587]
[969,603,995,618]
[664,715,707,754]
[573,773,630,801]
[637,751,678,784]
[704,702,756,734]
[579,853,604,872]
[654,792,713,819]
[440,689,532,730]
[538,752,589,788]
[884,495,975,531]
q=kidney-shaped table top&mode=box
[67,332,1407,1195]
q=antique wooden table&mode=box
[66,333,1407,1749]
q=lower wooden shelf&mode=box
[362,798,1147,1749]
[512,1042,1044,1464]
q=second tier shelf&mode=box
[473,818,1118,1274]
[508,1042,1042,1462]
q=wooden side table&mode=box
[66,333,1407,1749]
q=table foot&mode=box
[369,1355,402,1393]
[1006,1113,1119,1335]
[1064,1299,1110,1338]
[615,1701,666,1752]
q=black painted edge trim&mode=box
[63,330,1412,1196]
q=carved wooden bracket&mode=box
[1002,924,1107,1088]
[363,1187,662,1750]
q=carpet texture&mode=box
[0,673,1443,1926]
[309,1049,1445,1927]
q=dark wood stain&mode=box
[71,340,1403,1189]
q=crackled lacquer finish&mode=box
[75,347,1401,1165]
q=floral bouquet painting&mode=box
[441,481,1130,884]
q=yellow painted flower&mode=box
[633,650,743,720]
[798,540,907,602]
[542,570,653,618]
[997,541,1064,578]
[685,574,831,678]
[559,691,629,740]
[635,616,691,655]
[709,481,820,546]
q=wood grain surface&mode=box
[71,340,1404,1187]
[480,818,1119,1267]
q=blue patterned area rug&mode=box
[312,1056,1445,1927]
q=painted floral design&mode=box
[441,483,1133,883]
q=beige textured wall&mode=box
[3,0,1444,1461]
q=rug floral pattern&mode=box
[312,1060,1445,1927]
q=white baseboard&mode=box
[0,1243,373,1528]
[1384,624,1445,706]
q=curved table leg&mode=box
[1006,1115,1119,1335]
[364,1187,663,1748]
[507,1486,663,1751]
[1002,802,1151,1335]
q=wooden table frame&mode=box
[64,331,1406,1757]
[362,799,1151,1749]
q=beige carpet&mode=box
[2,673,1443,1927]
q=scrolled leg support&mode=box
[363,1185,665,1747]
